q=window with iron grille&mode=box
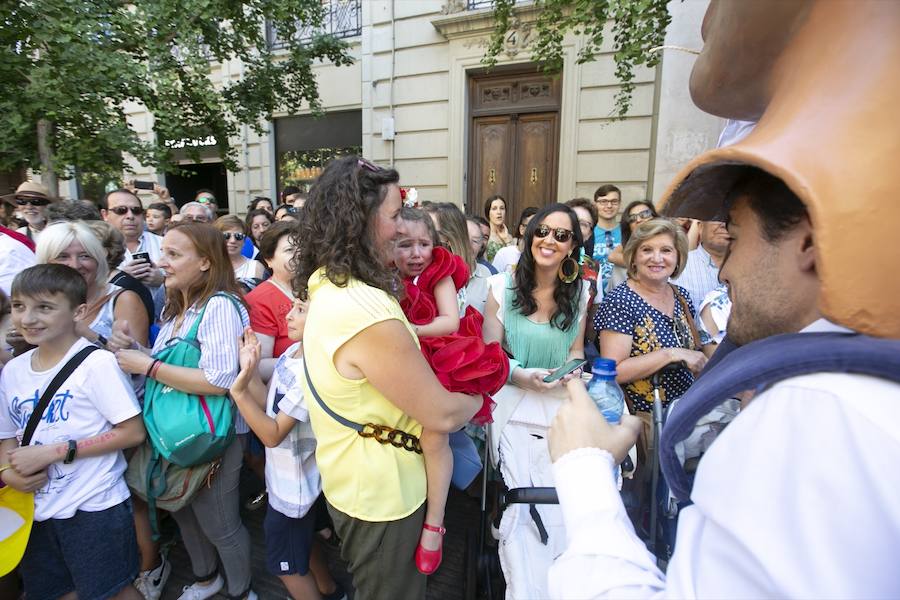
[267,0,361,49]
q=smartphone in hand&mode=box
[543,358,588,383]
[132,252,150,264]
[133,180,155,190]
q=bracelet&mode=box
[0,464,11,489]
[96,334,108,348]
[149,360,162,379]
[146,359,160,377]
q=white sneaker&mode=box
[135,554,171,600]
[177,574,224,600]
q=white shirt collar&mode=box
[800,318,854,334]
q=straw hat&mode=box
[1,181,53,205]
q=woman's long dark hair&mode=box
[513,203,584,331]
[619,200,659,247]
[291,156,400,300]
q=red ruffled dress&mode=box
[400,247,509,425]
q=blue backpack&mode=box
[660,332,900,502]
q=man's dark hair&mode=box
[100,188,139,210]
[565,197,598,226]
[147,202,172,218]
[12,264,87,307]
[47,199,102,222]
[469,215,490,229]
[281,186,301,202]
[724,166,808,242]
[593,184,621,202]
[195,188,215,199]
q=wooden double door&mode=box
[467,69,561,230]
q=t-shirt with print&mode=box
[0,338,141,521]
[264,342,321,519]
[591,225,622,293]
[594,281,696,412]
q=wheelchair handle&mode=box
[502,487,559,506]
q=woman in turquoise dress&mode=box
[481,203,592,600]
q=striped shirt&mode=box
[673,244,721,313]
[152,294,249,389]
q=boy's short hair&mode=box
[147,202,172,219]
[12,264,87,307]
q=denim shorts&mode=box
[20,499,139,600]
[263,502,316,576]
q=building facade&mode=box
[121,0,723,222]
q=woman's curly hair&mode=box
[291,156,400,299]
[513,203,584,331]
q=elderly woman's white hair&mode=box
[35,220,109,285]
[180,201,215,223]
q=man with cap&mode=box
[6,181,52,245]
[544,1,900,597]
[0,183,40,296]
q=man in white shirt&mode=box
[546,167,900,598]
[101,189,165,312]
[673,220,728,313]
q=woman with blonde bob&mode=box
[594,218,709,466]
[36,220,149,348]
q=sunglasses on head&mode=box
[534,224,574,243]
[15,197,50,207]
[357,158,382,173]
[627,209,653,224]
[222,232,246,241]
[197,196,215,204]
[109,205,144,216]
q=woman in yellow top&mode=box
[292,156,481,600]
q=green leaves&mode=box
[483,0,671,118]
[0,0,354,184]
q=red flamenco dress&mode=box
[400,247,508,425]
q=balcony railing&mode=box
[467,0,496,9]
[267,0,361,49]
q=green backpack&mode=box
[143,293,243,467]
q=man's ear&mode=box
[796,216,816,273]
[101,209,109,221]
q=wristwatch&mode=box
[63,439,77,464]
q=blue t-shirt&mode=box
[594,282,696,412]
[591,225,622,293]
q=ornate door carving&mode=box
[467,68,561,227]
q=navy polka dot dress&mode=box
[594,281,697,412]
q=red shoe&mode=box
[415,523,446,575]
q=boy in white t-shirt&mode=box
[0,264,146,600]
[230,298,345,600]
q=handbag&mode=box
[302,355,483,490]
[0,345,99,575]
[671,284,703,351]
[125,441,219,536]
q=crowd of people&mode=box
[0,164,733,600]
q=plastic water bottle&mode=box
[586,358,625,425]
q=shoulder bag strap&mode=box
[184,293,244,342]
[671,284,702,351]
[301,354,364,433]
[22,346,100,446]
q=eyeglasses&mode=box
[108,205,144,216]
[357,158,382,173]
[15,197,50,207]
[627,209,653,224]
[197,196,215,205]
[596,198,620,206]
[534,224,574,243]
[578,219,593,231]
[672,318,693,350]
[222,232,246,241]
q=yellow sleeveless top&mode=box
[302,268,425,521]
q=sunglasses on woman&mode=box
[534,224,574,243]
[222,232,246,241]
[15,197,50,207]
[627,209,653,224]
[108,205,144,216]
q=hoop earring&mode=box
[558,255,579,284]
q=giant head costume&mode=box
[659,0,900,338]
